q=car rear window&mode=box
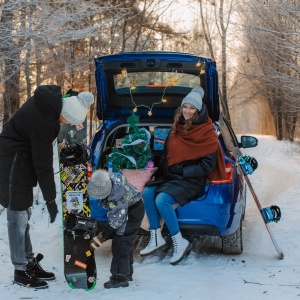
[114,71,200,92]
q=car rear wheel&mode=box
[222,222,243,254]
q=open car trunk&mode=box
[94,51,220,122]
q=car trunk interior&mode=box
[98,122,172,171]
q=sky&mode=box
[0,134,299,300]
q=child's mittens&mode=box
[89,232,106,251]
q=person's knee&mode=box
[155,193,170,211]
[142,186,155,203]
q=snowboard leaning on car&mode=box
[219,114,284,259]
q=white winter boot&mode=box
[170,232,192,265]
[140,228,166,256]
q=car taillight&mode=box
[210,163,234,184]
[87,163,93,179]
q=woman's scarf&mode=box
[167,117,218,165]
[166,117,227,181]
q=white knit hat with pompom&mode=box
[61,92,94,125]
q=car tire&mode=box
[222,222,243,254]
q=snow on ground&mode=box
[0,135,299,300]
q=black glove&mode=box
[46,201,58,223]
[97,232,106,243]
[102,223,117,240]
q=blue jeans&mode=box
[142,186,179,236]
[7,208,34,270]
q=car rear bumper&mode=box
[90,189,243,238]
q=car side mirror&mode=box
[240,136,258,148]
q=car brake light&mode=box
[210,163,234,184]
[87,163,93,178]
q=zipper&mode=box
[8,153,18,208]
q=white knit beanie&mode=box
[61,92,94,125]
[181,86,205,112]
[87,169,112,200]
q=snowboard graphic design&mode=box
[58,121,98,290]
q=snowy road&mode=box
[0,135,299,300]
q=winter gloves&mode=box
[46,201,58,223]
[90,232,106,251]
[89,224,116,251]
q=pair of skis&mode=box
[219,114,284,259]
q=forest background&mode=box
[0,0,299,142]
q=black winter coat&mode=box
[146,106,217,206]
[0,85,62,210]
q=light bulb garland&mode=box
[121,69,127,77]
[119,62,205,116]
[200,65,205,75]
[196,60,206,75]
[118,67,171,116]
[129,85,169,116]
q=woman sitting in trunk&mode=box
[140,86,226,265]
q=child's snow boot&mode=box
[104,275,129,289]
[140,228,166,256]
[110,273,133,281]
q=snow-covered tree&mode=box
[241,0,300,140]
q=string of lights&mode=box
[120,60,205,116]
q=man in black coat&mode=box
[0,85,94,289]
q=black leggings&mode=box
[110,200,144,277]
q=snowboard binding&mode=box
[65,213,98,239]
[238,155,258,175]
[60,142,92,166]
[261,205,281,223]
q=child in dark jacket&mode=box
[87,169,144,289]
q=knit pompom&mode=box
[192,86,204,99]
[78,92,94,108]
[87,169,112,200]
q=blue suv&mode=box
[89,51,258,254]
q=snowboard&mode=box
[219,114,284,260]
[58,121,98,290]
